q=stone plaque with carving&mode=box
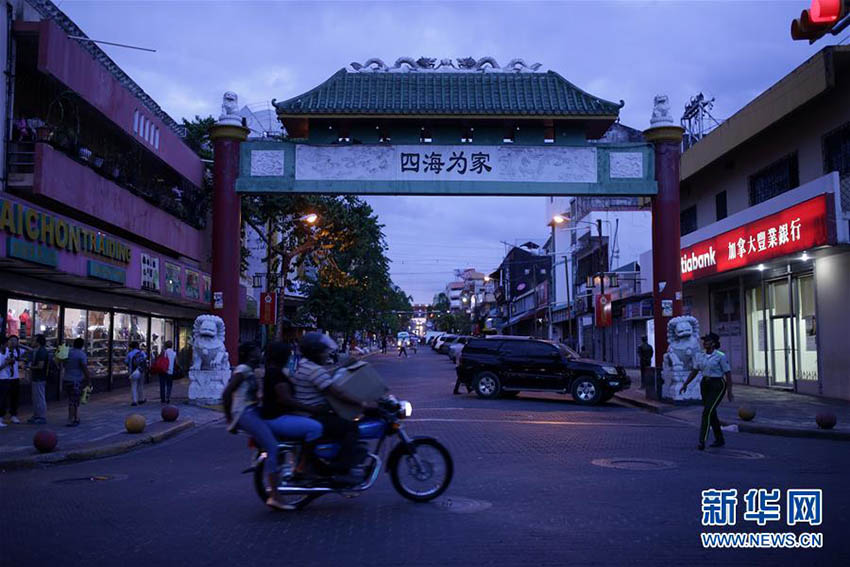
[250,150,285,176]
[609,152,644,179]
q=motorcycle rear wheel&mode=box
[390,438,453,503]
[252,462,320,510]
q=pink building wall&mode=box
[18,20,204,188]
[33,143,205,262]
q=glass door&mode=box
[767,279,795,388]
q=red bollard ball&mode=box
[815,413,837,430]
[33,429,58,453]
[737,406,756,421]
[161,405,179,422]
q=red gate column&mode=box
[209,116,249,367]
[644,107,685,368]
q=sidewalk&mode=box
[615,377,850,440]
[0,378,223,470]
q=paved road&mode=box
[2,349,847,566]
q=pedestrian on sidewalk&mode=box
[637,336,653,382]
[0,335,23,426]
[679,332,734,451]
[63,338,91,427]
[158,340,177,404]
[26,334,49,424]
[126,341,148,406]
[381,336,387,354]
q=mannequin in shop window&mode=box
[6,309,19,337]
[19,309,31,339]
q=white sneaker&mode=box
[10,416,20,424]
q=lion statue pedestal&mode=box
[661,315,703,402]
[188,315,231,404]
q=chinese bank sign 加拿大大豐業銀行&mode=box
[680,195,832,282]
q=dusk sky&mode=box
[58,0,834,304]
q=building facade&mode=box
[1,0,212,395]
[644,46,850,400]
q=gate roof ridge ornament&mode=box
[346,56,546,73]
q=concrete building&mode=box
[641,45,850,400]
[1,0,211,393]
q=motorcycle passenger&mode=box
[260,341,324,469]
[223,342,291,511]
[291,332,365,484]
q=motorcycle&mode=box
[243,395,453,510]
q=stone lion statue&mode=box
[663,315,701,372]
[650,94,674,127]
[191,314,229,370]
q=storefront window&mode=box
[88,311,110,378]
[796,275,818,381]
[34,303,60,351]
[177,324,193,371]
[150,317,174,358]
[7,298,34,340]
[746,287,768,379]
[63,308,88,345]
[113,313,149,375]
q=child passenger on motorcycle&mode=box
[259,342,323,460]
[223,343,292,511]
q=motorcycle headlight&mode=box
[398,400,413,418]
[601,366,619,376]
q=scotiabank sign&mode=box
[680,195,832,282]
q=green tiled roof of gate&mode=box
[274,69,623,117]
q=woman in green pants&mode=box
[680,332,734,451]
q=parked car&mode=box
[448,336,472,363]
[435,334,458,354]
[455,336,630,405]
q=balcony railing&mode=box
[6,122,208,230]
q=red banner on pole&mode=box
[260,292,276,325]
[595,293,612,328]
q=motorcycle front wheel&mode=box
[252,459,320,510]
[389,438,453,502]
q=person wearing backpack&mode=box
[153,340,177,404]
[126,341,148,406]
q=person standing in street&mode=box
[27,334,49,424]
[637,336,653,379]
[381,336,387,354]
[63,338,91,427]
[126,341,147,406]
[679,332,734,450]
[0,335,22,425]
[397,339,408,358]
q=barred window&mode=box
[748,153,799,205]
[824,122,850,177]
[681,205,697,236]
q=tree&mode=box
[242,194,357,339]
[181,115,215,160]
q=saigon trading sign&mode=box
[680,195,832,282]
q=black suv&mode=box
[455,337,630,405]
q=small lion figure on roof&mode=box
[650,94,674,127]
[191,314,229,370]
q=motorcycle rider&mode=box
[291,332,365,484]
[223,342,292,511]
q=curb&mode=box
[615,393,849,441]
[0,420,195,471]
[733,421,850,441]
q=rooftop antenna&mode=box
[680,93,721,150]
